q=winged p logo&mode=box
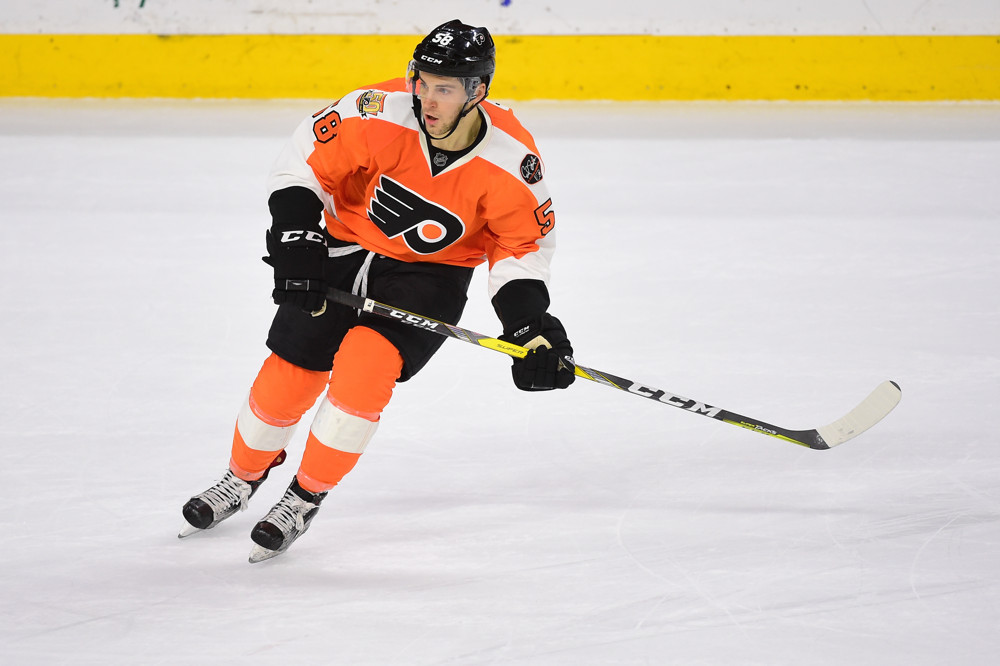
[368,176,467,254]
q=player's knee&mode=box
[328,326,403,418]
[251,353,330,422]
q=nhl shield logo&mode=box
[519,154,543,184]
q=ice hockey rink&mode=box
[1,97,998,664]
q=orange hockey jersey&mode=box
[267,78,557,299]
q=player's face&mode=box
[415,72,470,137]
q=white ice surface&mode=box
[1,98,998,665]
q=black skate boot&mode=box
[248,477,327,563]
[178,451,287,538]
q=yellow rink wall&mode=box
[1,34,998,100]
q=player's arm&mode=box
[487,190,575,391]
[262,111,337,314]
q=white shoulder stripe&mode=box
[478,126,552,204]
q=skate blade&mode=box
[178,522,203,539]
[248,544,282,563]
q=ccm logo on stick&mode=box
[628,384,722,417]
[389,309,439,331]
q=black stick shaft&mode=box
[326,287,900,450]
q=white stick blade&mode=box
[816,380,902,448]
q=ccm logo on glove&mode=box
[279,230,326,244]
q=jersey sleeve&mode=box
[480,138,557,301]
[266,91,377,224]
[267,111,330,204]
[483,188,556,297]
[478,103,559,303]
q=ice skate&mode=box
[178,451,286,538]
[248,478,327,563]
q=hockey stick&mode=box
[326,288,901,450]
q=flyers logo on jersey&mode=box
[368,176,466,255]
[357,90,387,117]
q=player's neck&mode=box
[428,107,483,152]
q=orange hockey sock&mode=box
[329,326,404,417]
[230,353,330,481]
[297,431,365,494]
[297,327,403,493]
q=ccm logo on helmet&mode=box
[420,55,444,65]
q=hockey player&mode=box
[179,19,576,563]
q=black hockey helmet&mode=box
[408,19,496,97]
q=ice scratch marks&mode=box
[614,498,750,635]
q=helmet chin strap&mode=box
[412,95,480,143]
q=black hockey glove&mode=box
[262,227,328,314]
[500,313,576,391]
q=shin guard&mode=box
[296,326,403,493]
[297,396,379,493]
[230,354,330,480]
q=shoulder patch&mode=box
[357,90,388,117]
[519,154,543,184]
